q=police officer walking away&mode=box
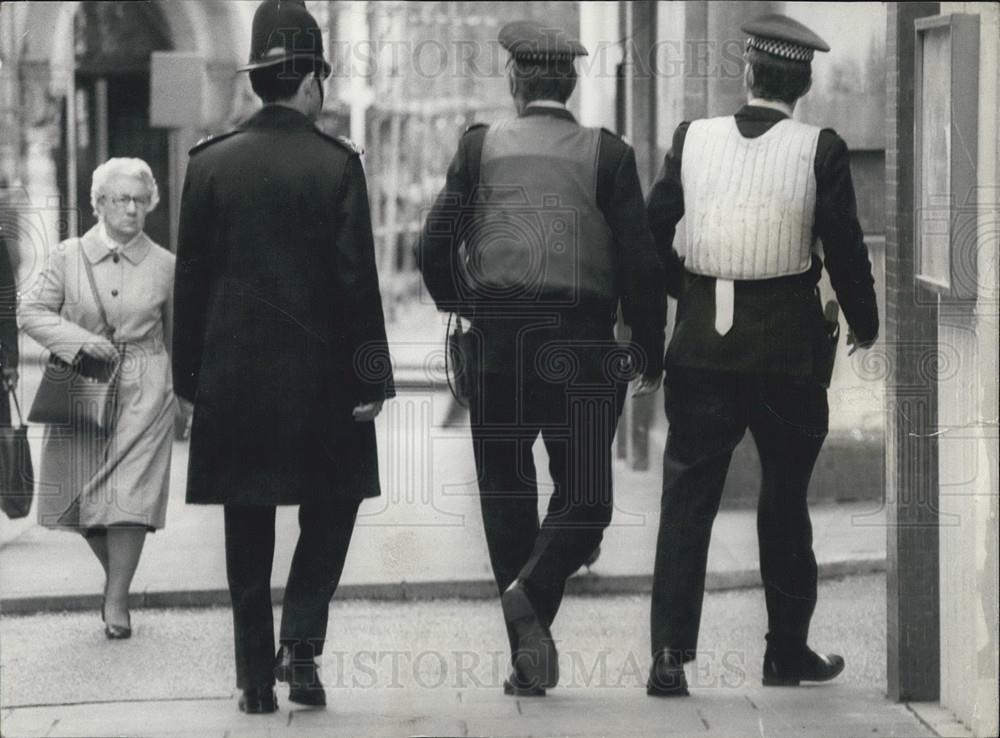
[419,21,666,696]
[645,15,879,696]
[172,0,393,714]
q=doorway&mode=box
[58,1,172,248]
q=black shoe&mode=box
[762,645,845,686]
[274,645,327,707]
[501,580,559,689]
[503,671,547,697]
[238,686,277,714]
[646,650,689,697]
[104,610,131,640]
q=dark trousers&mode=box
[223,496,360,689]
[650,368,828,661]
[471,368,626,649]
[0,389,9,426]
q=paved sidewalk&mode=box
[0,578,940,738]
[0,416,886,613]
[0,686,931,738]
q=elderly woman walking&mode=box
[20,158,176,639]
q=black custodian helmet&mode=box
[238,0,331,78]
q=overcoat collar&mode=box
[243,104,316,132]
[80,224,153,265]
[521,104,577,124]
[735,104,790,122]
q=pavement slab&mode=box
[0,576,932,737]
[0,688,932,738]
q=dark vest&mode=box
[468,115,614,305]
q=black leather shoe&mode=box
[503,671,546,697]
[762,646,845,686]
[274,645,327,707]
[104,622,132,639]
[238,686,277,714]
[646,650,689,697]
[104,611,131,640]
[501,580,559,689]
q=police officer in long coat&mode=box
[172,0,393,714]
[645,15,879,696]
[419,21,666,695]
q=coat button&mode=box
[111,289,119,297]
[112,254,120,264]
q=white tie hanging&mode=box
[714,278,734,336]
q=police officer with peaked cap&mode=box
[418,20,667,696]
[172,0,393,714]
[645,14,879,696]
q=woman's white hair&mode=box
[90,157,160,215]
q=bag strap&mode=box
[3,378,25,427]
[78,239,115,338]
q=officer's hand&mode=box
[352,400,384,422]
[81,339,119,362]
[631,374,662,398]
[847,329,877,357]
[2,367,18,391]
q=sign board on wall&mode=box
[150,52,204,129]
[913,14,979,299]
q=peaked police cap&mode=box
[499,20,588,62]
[741,14,830,63]
[238,0,331,77]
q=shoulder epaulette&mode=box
[188,130,241,155]
[314,128,364,155]
[464,122,488,135]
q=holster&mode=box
[447,315,478,405]
[814,299,840,389]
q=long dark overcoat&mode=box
[173,105,393,506]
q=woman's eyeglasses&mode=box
[105,194,151,208]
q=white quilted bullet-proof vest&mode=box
[680,116,821,280]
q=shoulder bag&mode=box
[1,379,35,519]
[28,244,122,433]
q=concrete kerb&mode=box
[0,556,886,616]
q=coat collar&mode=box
[521,104,577,123]
[735,103,790,122]
[243,104,316,132]
[80,224,153,265]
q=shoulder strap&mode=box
[6,378,25,426]
[78,240,114,338]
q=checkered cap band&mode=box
[510,50,577,62]
[746,35,814,62]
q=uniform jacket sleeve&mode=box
[18,241,108,364]
[0,239,19,369]
[601,138,666,378]
[172,156,213,403]
[336,154,395,404]
[814,130,879,343]
[646,122,690,301]
[417,128,481,316]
